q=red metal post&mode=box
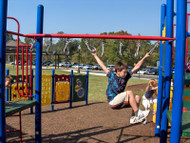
[26,46,28,97]
[30,46,32,96]
[22,46,24,96]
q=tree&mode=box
[6,33,14,41]
[35,30,160,67]
[24,37,34,45]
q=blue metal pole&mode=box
[0,0,7,142]
[155,4,166,137]
[5,69,9,101]
[51,69,55,111]
[170,0,187,142]
[69,70,73,108]
[30,69,34,114]
[35,5,44,143]
[160,0,174,142]
[85,70,89,105]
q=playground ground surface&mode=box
[6,84,190,143]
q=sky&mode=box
[7,0,175,42]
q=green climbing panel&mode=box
[167,110,190,137]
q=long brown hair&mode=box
[145,79,157,93]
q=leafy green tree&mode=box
[24,37,34,45]
[36,30,160,67]
[54,31,79,62]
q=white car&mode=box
[79,64,85,69]
[72,64,85,69]
[72,64,79,68]
[137,69,148,74]
[50,63,58,66]
[107,65,115,71]
[83,64,93,70]
[59,62,66,67]
[91,64,99,70]
[9,62,15,65]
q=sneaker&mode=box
[143,118,147,124]
[130,110,150,124]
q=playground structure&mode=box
[5,69,89,142]
[0,0,189,143]
[6,69,89,110]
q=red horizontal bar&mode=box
[7,31,175,41]
[25,34,175,41]
[7,31,24,37]
[6,129,20,132]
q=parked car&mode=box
[137,68,148,74]
[9,62,15,65]
[107,65,115,71]
[144,67,154,74]
[72,63,78,66]
[96,65,102,70]
[91,64,99,70]
[43,61,52,66]
[145,68,159,75]
[59,62,66,67]
[97,66,102,70]
[42,61,48,66]
[65,62,72,67]
[79,64,85,69]
[83,64,94,70]
[72,64,85,69]
[50,63,58,66]
[72,63,79,68]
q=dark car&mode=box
[145,68,159,75]
[42,61,52,66]
[107,65,115,71]
[92,64,99,70]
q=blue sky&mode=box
[7,0,169,41]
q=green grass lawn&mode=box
[88,74,148,102]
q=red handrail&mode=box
[7,17,32,97]
[7,17,20,96]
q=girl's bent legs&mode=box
[142,95,151,110]
[135,95,141,107]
